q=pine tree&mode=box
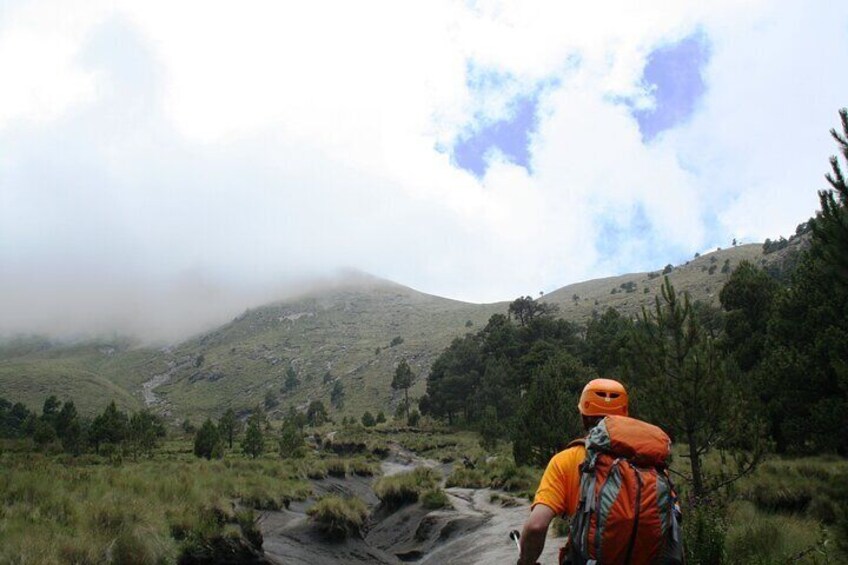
[218,408,237,448]
[630,278,762,498]
[242,414,264,459]
[511,352,589,467]
[330,380,345,409]
[306,400,328,427]
[278,419,305,458]
[392,359,414,421]
[812,107,848,286]
[194,419,223,460]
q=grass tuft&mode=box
[307,495,368,539]
[374,467,440,509]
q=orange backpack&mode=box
[565,416,684,565]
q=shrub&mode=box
[374,467,439,509]
[486,460,536,494]
[421,488,451,510]
[307,496,368,539]
[361,412,376,428]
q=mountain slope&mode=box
[0,241,806,421]
[154,275,504,421]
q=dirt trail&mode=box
[260,442,563,564]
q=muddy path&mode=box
[259,443,562,564]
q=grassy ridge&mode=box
[0,340,167,415]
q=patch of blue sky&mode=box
[631,31,711,142]
[452,93,539,178]
[449,62,556,178]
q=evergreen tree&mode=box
[507,296,558,326]
[330,380,345,409]
[128,411,165,458]
[284,366,300,392]
[41,395,61,428]
[719,260,778,372]
[583,307,633,376]
[306,400,328,427]
[194,418,223,460]
[755,109,848,455]
[391,359,415,421]
[630,278,763,498]
[90,401,129,452]
[361,411,376,427]
[278,418,305,458]
[811,107,848,286]
[218,408,237,448]
[511,352,590,467]
[242,414,264,458]
[33,418,57,446]
[55,400,78,440]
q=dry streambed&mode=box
[259,445,561,565]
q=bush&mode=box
[307,496,368,539]
[421,488,451,510]
[374,467,439,509]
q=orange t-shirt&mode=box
[532,444,586,517]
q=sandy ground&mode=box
[259,444,563,564]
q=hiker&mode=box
[517,378,682,565]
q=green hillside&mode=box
[541,241,804,321]
[154,275,504,423]
[0,337,166,415]
[0,241,805,423]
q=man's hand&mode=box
[517,504,555,565]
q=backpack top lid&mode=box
[585,415,671,468]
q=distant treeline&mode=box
[0,396,165,458]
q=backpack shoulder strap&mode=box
[566,438,586,449]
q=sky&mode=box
[1,0,847,341]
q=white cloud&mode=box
[1,0,847,339]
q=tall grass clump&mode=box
[445,467,487,489]
[307,495,368,539]
[683,499,726,565]
[724,501,826,564]
[374,467,439,509]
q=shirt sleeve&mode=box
[531,445,585,517]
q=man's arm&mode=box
[518,503,555,565]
